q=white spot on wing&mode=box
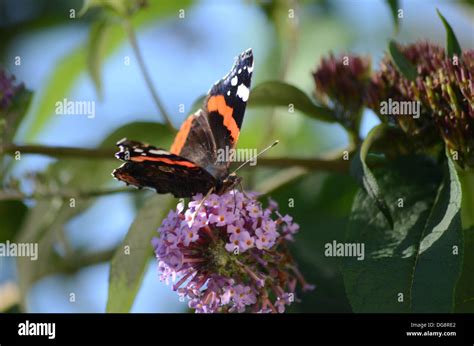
[227,90,231,96]
[149,149,169,155]
[231,76,238,86]
[236,84,250,102]
[238,68,242,74]
[134,149,144,153]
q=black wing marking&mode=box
[113,138,218,198]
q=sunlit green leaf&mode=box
[87,19,111,99]
[411,152,463,312]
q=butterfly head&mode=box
[217,172,242,194]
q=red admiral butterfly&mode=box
[113,48,254,198]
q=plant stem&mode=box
[0,187,136,201]
[1,144,114,159]
[123,19,175,130]
[1,144,350,172]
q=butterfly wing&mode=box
[113,138,217,198]
[112,49,254,197]
[170,48,254,180]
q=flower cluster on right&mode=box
[313,42,474,167]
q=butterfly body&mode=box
[113,49,253,198]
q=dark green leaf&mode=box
[270,172,358,312]
[344,155,463,312]
[344,156,442,312]
[0,201,27,242]
[437,9,462,58]
[388,40,417,81]
[249,81,335,123]
[411,152,463,312]
[386,0,400,33]
[455,167,474,312]
[455,227,474,312]
[106,195,173,312]
[350,124,393,228]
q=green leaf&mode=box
[15,199,64,311]
[25,0,193,140]
[344,156,442,312]
[436,9,462,58]
[344,155,463,312]
[457,167,474,229]
[14,122,174,310]
[455,166,474,312]
[386,0,400,33]
[190,81,336,124]
[350,124,393,228]
[249,81,336,123]
[269,172,358,312]
[388,40,417,81]
[87,19,111,99]
[455,227,474,312]
[0,201,28,242]
[411,152,463,312]
[106,195,173,312]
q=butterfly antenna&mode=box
[232,140,279,174]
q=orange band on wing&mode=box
[170,115,194,155]
[131,156,196,168]
[207,95,239,143]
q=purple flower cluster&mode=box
[366,42,474,167]
[0,70,22,111]
[152,190,313,313]
[312,53,371,131]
